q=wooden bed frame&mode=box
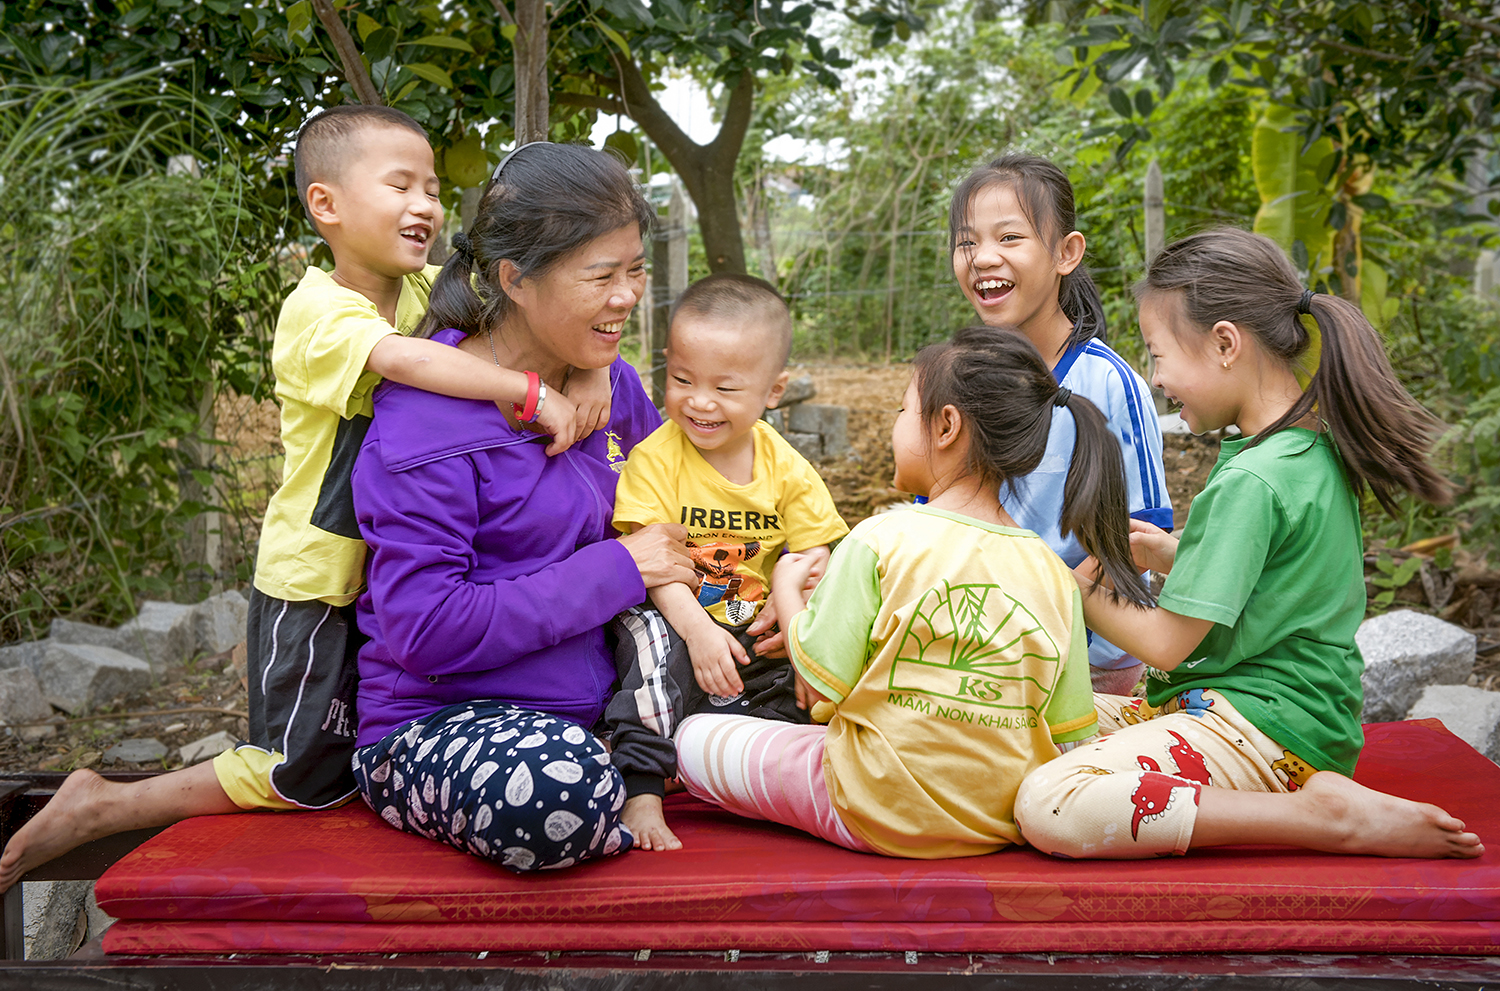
[2,773,1498,989]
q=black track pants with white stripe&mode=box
[604,604,806,799]
[246,587,363,809]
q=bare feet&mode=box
[622,793,682,852]
[1292,771,1483,859]
[0,769,115,892]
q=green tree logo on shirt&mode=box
[887,582,1060,712]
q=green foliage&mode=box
[1368,551,1423,612]
[0,68,281,640]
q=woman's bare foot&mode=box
[622,793,682,851]
[0,769,116,892]
[1293,771,1483,859]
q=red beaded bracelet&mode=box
[512,370,541,422]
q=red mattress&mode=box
[96,719,1500,955]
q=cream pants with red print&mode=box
[1014,689,1317,859]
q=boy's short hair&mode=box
[293,105,429,224]
[669,273,793,371]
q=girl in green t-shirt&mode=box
[1016,227,1483,862]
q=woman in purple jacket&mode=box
[349,144,697,872]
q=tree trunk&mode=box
[310,0,381,105]
[604,62,754,274]
[512,0,549,143]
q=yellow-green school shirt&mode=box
[253,265,439,606]
[788,506,1097,859]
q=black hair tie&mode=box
[1297,288,1316,315]
[1053,387,1072,407]
[451,230,473,258]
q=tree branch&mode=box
[310,0,382,105]
[554,91,627,115]
[1442,6,1500,37]
[489,0,516,26]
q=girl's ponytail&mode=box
[1272,293,1450,512]
[1059,265,1107,349]
[1139,228,1450,513]
[1058,394,1152,606]
[414,235,483,339]
[912,326,1152,608]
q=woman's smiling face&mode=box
[952,183,1076,337]
[508,224,647,370]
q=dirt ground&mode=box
[1,362,1495,774]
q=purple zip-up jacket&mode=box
[351,329,662,747]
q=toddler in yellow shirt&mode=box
[607,274,848,852]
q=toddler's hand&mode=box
[747,598,785,658]
[527,388,581,456]
[1128,519,1178,575]
[564,365,613,440]
[687,626,750,698]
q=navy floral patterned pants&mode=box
[352,701,634,872]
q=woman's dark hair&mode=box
[1136,227,1450,514]
[416,143,655,339]
[948,154,1106,355]
[912,326,1152,608]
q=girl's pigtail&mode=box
[1059,265,1107,349]
[1264,294,1451,513]
[414,240,482,340]
[1059,395,1154,608]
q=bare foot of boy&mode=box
[622,794,682,851]
[0,769,115,891]
[1294,771,1484,859]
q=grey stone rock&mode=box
[192,590,248,655]
[783,431,822,463]
[1358,610,1476,724]
[781,375,816,405]
[178,729,237,765]
[23,879,89,960]
[34,642,152,715]
[103,737,167,765]
[763,407,787,434]
[1408,685,1500,762]
[0,640,44,673]
[0,667,55,741]
[82,883,114,948]
[788,403,849,458]
[115,600,194,674]
[49,618,125,652]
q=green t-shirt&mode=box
[1150,429,1366,776]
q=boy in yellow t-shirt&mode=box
[607,273,848,851]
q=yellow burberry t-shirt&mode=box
[612,420,848,625]
[253,265,438,606]
[788,506,1097,859]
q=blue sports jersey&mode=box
[1004,338,1171,668]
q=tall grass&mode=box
[0,67,281,642]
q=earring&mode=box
[1222,360,1232,370]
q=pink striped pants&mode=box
[674,713,875,852]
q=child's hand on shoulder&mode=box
[527,388,581,456]
[686,625,750,698]
[565,364,614,440]
[1128,519,1178,574]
